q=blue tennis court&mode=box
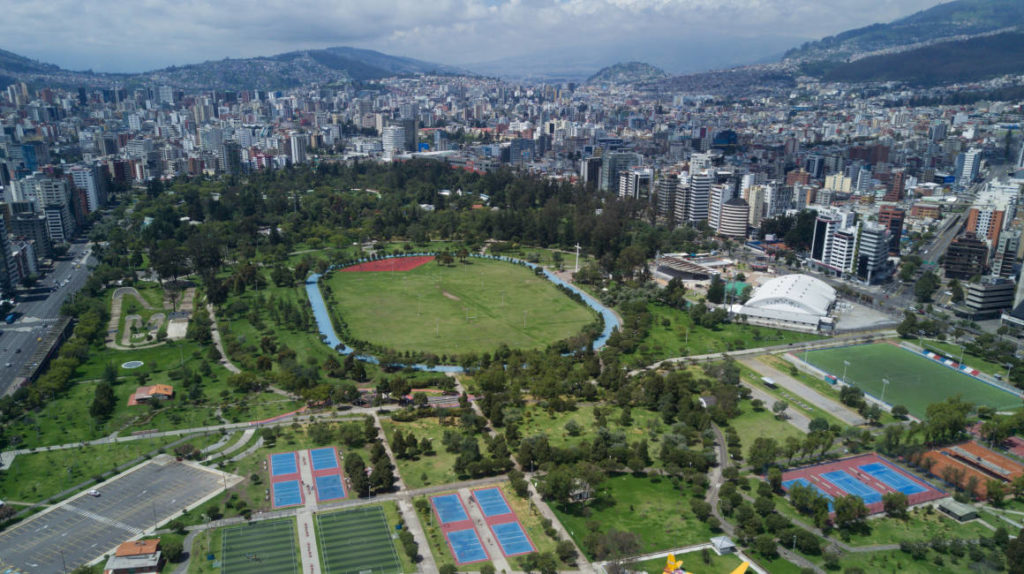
[270,452,298,476]
[492,521,534,556]
[474,488,512,517]
[432,494,468,524]
[822,470,882,504]
[447,528,488,563]
[310,447,339,470]
[272,479,303,507]
[859,462,926,495]
[315,474,346,501]
[783,478,834,511]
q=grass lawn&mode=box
[414,492,495,572]
[620,303,823,367]
[324,257,596,356]
[625,552,745,574]
[550,474,715,559]
[845,509,993,546]
[727,404,804,449]
[514,404,665,449]
[804,343,1022,418]
[837,547,993,573]
[0,434,213,503]
[187,528,223,574]
[315,504,406,574]
[220,518,300,573]
[380,417,470,489]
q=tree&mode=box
[540,465,574,508]
[747,437,779,473]
[707,275,725,304]
[883,491,908,518]
[752,534,778,559]
[891,405,909,419]
[896,311,918,338]
[772,400,789,420]
[915,270,939,303]
[767,468,783,492]
[987,480,1007,506]
[556,540,577,564]
[950,280,964,303]
[808,417,829,433]
[90,382,116,421]
[833,495,868,530]
[1007,528,1024,574]
[162,538,184,562]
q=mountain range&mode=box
[0,0,1022,91]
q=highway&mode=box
[0,241,96,397]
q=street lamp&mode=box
[881,378,890,403]
[842,360,850,384]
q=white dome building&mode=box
[737,274,836,332]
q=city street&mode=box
[0,241,96,397]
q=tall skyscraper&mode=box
[877,205,905,255]
[993,230,1021,278]
[684,171,713,223]
[599,152,642,192]
[381,125,405,156]
[655,174,678,223]
[289,131,309,164]
[958,148,982,189]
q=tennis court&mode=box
[317,506,401,574]
[491,521,534,556]
[310,447,339,471]
[272,480,303,508]
[222,518,300,574]
[432,494,469,525]
[447,528,488,564]
[822,470,882,504]
[315,474,347,502]
[474,487,512,517]
[859,462,926,495]
[270,452,298,476]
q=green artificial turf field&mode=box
[221,519,300,574]
[317,506,402,574]
[324,258,595,355]
[804,343,1022,418]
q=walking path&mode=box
[296,450,323,574]
[204,428,254,462]
[738,356,866,426]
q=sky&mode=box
[1,0,948,74]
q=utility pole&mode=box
[574,243,581,273]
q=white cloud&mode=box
[0,0,945,72]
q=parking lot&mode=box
[0,455,235,573]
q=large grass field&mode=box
[804,343,1022,418]
[626,553,745,573]
[220,518,300,574]
[324,258,595,355]
[316,505,402,574]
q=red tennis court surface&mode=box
[342,256,435,272]
[781,453,944,515]
[923,440,1024,497]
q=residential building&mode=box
[944,235,989,280]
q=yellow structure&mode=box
[662,553,750,574]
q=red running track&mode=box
[341,256,435,272]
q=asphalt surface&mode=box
[0,241,96,397]
[0,457,227,574]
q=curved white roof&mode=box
[744,274,836,317]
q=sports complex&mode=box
[269,447,348,508]
[781,453,945,514]
[800,342,1023,418]
[316,506,403,574]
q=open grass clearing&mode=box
[324,257,596,356]
[514,404,665,449]
[625,552,745,574]
[550,474,715,560]
[379,417,466,489]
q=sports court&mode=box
[221,518,300,573]
[317,505,402,574]
[781,453,944,514]
[472,487,535,557]
[0,456,232,574]
[802,343,1021,418]
[924,440,1024,497]
[341,255,435,273]
[431,493,490,564]
[310,447,347,503]
[447,528,489,564]
[269,451,304,508]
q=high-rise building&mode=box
[509,138,535,167]
[993,229,1020,278]
[599,152,642,192]
[158,85,174,105]
[717,198,749,238]
[655,173,678,223]
[0,215,16,295]
[966,206,1006,245]
[944,235,990,279]
[708,183,735,231]
[579,157,602,190]
[884,170,905,202]
[958,148,982,189]
[289,131,309,164]
[381,125,405,156]
[684,171,713,223]
[745,185,766,228]
[68,164,107,213]
[855,222,890,282]
[877,205,905,255]
[618,168,652,201]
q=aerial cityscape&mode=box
[2,0,1024,573]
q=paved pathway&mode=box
[741,380,811,432]
[206,303,241,375]
[738,356,866,426]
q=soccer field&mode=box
[317,506,402,574]
[221,519,300,574]
[804,343,1022,418]
[325,258,596,355]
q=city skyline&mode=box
[2,0,947,74]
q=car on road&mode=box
[88,489,100,497]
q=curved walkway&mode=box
[106,287,165,350]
